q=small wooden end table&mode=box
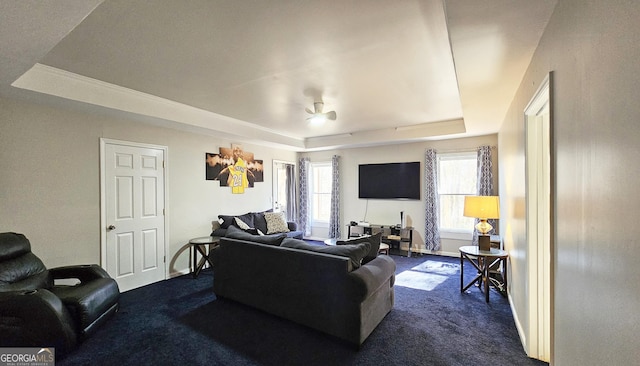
[459,245,508,303]
[188,236,220,278]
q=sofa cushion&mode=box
[281,238,370,269]
[251,211,270,234]
[337,232,382,264]
[211,227,227,237]
[264,212,290,234]
[225,226,286,246]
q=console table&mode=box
[346,223,414,257]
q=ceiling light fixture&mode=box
[305,101,337,124]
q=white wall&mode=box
[301,134,497,256]
[0,95,296,275]
[499,0,640,364]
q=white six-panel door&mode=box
[101,139,167,292]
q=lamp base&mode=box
[478,235,491,251]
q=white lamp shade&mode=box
[463,196,500,219]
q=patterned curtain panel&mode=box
[473,145,495,245]
[298,157,311,237]
[285,163,296,222]
[424,149,441,250]
[329,155,341,239]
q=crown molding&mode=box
[12,64,466,151]
[12,63,305,150]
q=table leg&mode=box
[194,244,210,278]
[461,253,483,292]
[460,253,464,292]
[502,257,508,292]
[192,244,197,278]
[484,258,490,303]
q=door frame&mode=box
[99,138,169,282]
[272,159,296,213]
[524,72,553,362]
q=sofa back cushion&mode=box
[281,238,370,269]
[225,226,287,246]
[336,232,382,264]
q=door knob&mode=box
[107,225,116,231]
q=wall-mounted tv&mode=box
[358,162,421,200]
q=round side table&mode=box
[188,236,220,278]
[459,245,508,303]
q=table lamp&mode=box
[463,196,500,251]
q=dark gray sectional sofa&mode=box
[210,228,396,346]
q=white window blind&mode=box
[309,162,332,225]
[437,152,477,233]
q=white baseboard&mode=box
[411,248,460,258]
[509,293,530,355]
[170,268,191,278]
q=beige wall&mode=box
[0,92,495,275]
[499,0,640,364]
[0,96,296,275]
[301,134,498,255]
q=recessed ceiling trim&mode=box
[304,119,466,150]
[11,63,305,149]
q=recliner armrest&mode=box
[287,222,298,231]
[49,264,121,339]
[49,264,111,283]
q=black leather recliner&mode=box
[0,232,120,356]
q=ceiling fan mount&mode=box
[305,101,336,123]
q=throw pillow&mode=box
[281,238,370,269]
[264,212,290,234]
[233,213,255,229]
[251,211,269,234]
[337,232,382,264]
[225,226,286,246]
[236,217,264,235]
[218,215,235,229]
[234,217,252,230]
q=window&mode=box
[309,161,332,225]
[437,152,477,235]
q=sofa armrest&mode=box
[287,221,298,231]
[212,220,221,230]
[348,255,396,301]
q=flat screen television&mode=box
[358,162,421,200]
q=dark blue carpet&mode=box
[58,254,547,366]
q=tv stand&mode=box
[346,223,414,257]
